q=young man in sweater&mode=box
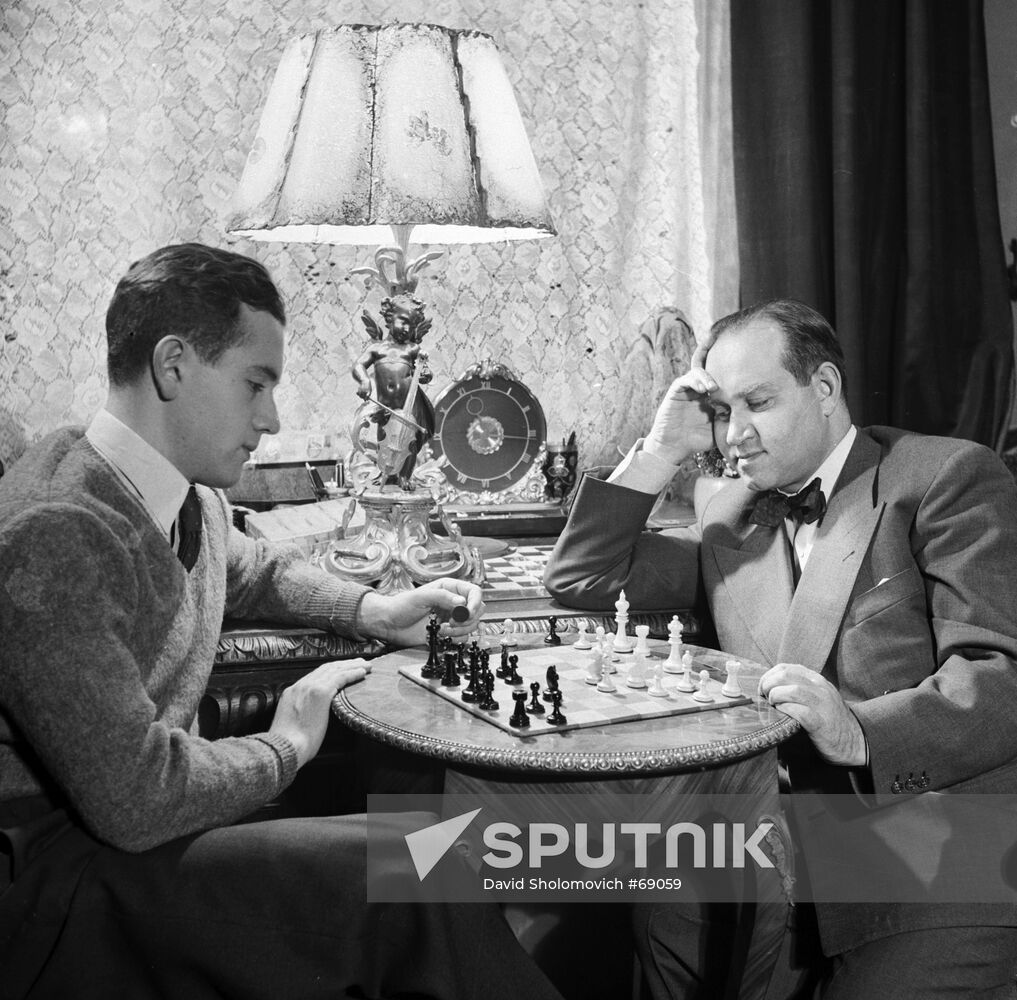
[0,243,562,1000]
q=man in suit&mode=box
[544,299,1017,998]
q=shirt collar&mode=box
[85,409,190,540]
[786,424,857,499]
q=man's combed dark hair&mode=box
[105,243,286,386]
[711,299,848,398]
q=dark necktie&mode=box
[749,477,827,528]
[175,485,202,571]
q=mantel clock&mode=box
[429,360,548,505]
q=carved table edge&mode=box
[332,693,799,776]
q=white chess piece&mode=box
[663,616,684,673]
[584,642,603,684]
[501,618,518,647]
[597,656,617,693]
[634,624,650,657]
[602,632,618,672]
[573,621,593,650]
[721,660,742,698]
[626,651,648,689]
[675,650,696,692]
[613,590,633,652]
[693,669,714,703]
[648,660,670,698]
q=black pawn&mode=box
[547,690,567,726]
[543,615,562,646]
[527,682,545,714]
[509,690,530,728]
[480,670,499,711]
[441,650,460,688]
[505,653,522,686]
[497,644,510,678]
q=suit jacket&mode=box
[545,426,1017,954]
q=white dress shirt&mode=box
[85,409,190,542]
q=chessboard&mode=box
[479,544,554,601]
[399,638,756,738]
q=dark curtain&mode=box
[730,0,1012,448]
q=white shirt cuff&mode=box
[608,438,680,495]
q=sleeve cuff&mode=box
[608,438,681,495]
[253,731,301,790]
[301,577,372,639]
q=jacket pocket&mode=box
[849,564,925,625]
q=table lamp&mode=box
[226,22,555,593]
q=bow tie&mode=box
[749,477,826,528]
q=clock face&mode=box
[431,372,547,492]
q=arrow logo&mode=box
[404,808,482,881]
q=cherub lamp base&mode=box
[324,487,483,594]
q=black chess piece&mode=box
[497,644,510,678]
[456,640,468,675]
[527,681,545,714]
[441,650,460,688]
[422,615,440,678]
[547,690,567,726]
[504,653,522,685]
[543,614,562,646]
[543,665,560,702]
[509,690,530,728]
[479,670,499,711]
[462,658,479,703]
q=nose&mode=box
[725,412,753,448]
[255,391,281,436]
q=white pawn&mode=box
[693,669,714,703]
[602,632,618,672]
[663,616,684,673]
[501,618,518,647]
[722,660,742,698]
[675,650,696,692]
[597,656,617,693]
[573,621,593,650]
[614,589,633,652]
[584,642,603,685]
[626,650,648,689]
[647,660,669,698]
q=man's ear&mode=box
[150,336,188,401]
[813,361,843,415]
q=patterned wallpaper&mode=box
[0,0,736,471]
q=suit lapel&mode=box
[778,431,885,669]
[712,522,795,667]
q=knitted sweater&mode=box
[0,429,370,852]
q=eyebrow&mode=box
[710,381,778,404]
[246,364,281,383]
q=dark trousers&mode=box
[634,901,1017,1000]
[0,812,562,1000]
